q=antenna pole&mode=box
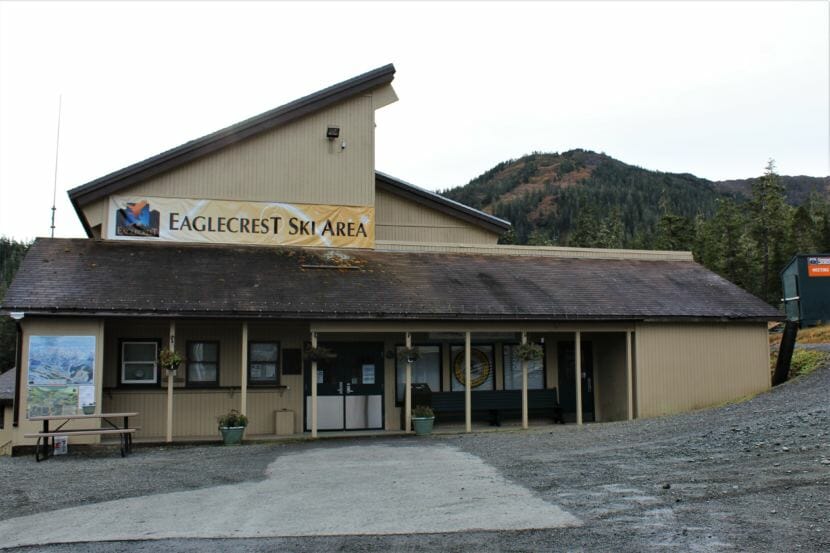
[50,94,62,238]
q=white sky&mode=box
[0,1,828,241]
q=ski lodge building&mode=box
[0,65,780,449]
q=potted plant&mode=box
[398,346,421,364]
[411,405,435,436]
[303,344,337,363]
[159,347,183,372]
[217,409,248,445]
[516,342,543,362]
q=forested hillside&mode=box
[0,238,31,371]
[442,150,830,304]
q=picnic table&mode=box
[25,412,138,462]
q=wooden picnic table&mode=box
[25,412,139,462]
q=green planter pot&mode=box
[412,416,435,436]
[219,426,246,445]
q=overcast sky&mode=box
[0,1,827,241]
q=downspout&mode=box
[13,321,22,427]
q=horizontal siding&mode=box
[92,95,375,210]
[375,189,499,244]
[635,322,770,418]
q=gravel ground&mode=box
[1,362,829,552]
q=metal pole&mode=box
[50,95,62,238]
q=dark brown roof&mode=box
[376,172,510,234]
[0,369,15,405]
[1,239,781,322]
[68,64,396,235]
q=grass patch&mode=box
[769,323,830,349]
[790,349,829,377]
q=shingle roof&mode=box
[0,369,15,405]
[1,239,781,322]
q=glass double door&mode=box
[305,342,384,431]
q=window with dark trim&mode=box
[395,344,442,403]
[187,341,219,387]
[248,342,280,385]
[449,344,495,391]
[502,343,546,390]
[120,339,161,385]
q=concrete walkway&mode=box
[0,444,580,548]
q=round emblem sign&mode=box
[453,348,491,388]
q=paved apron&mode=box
[0,444,580,547]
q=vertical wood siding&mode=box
[375,189,499,244]
[635,322,770,418]
[85,94,376,213]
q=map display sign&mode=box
[27,336,96,418]
[106,195,375,249]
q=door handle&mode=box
[337,382,343,394]
[346,383,352,394]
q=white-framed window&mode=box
[121,341,159,385]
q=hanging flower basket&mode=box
[304,345,337,363]
[397,346,421,364]
[159,348,183,372]
[516,342,543,362]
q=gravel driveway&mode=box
[1,363,828,552]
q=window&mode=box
[121,341,159,385]
[395,345,441,403]
[187,341,219,386]
[450,345,495,391]
[503,343,545,390]
[248,342,279,385]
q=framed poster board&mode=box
[27,335,96,418]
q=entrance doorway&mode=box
[304,342,385,431]
[558,341,595,422]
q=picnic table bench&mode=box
[25,412,139,462]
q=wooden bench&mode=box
[430,389,564,426]
[25,412,139,462]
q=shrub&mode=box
[218,409,248,428]
[790,350,828,377]
[412,405,434,418]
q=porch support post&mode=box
[240,322,248,416]
[166,320,175,443]
[311,331,318,438]
[465,331,472,433]
[405,332,412,432]
[575,330,583,426]
[521,331,528,430]
[626,330,633,421]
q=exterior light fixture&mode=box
[326,126,340,139]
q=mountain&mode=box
[440,149,828,248]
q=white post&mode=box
[405,332,412,432]
[465,331,472,433]
[241,322,248,416]
[311,331,318,438]
[626,331,633,421]
[521,331,528,430]
[575,330,583,426]
[166,320,175,443]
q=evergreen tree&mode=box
[749,160,791,303]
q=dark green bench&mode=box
[430,389,564,426]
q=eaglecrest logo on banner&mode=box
[107,195,375,249]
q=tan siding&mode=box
[634,323,770,418]
[109,95,376,208]
[375,189,499,244]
